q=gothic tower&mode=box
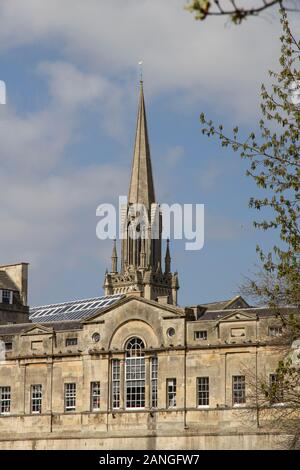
[103,81,179,305]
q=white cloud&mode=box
[0,1,292,304]
[0,0,290,119]
[0,59,129,303]
[38,61,129,140]
[38,62,109,107]
[0,162,127,299]
[0,59,130,176]
[0,105,73,174]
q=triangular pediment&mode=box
[223,296,250,310]
[83,295,185,324]
[21,324,53,336]
[217,310,256,324]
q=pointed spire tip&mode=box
[128,74,155,207]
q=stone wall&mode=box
[0,430,288,450]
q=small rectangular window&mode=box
[112,360,120,409]
[66,337,77,346]
[151,357,158,408]
[0,386,11,414]
[64,383,76,412]
[1,290,12,305]
[31,384,42,414]
[197,377,209,406]
[167,378,176,408]
[4,342,12,351]
[90,382,101,411]
[194,330,207,340]
[232,375,246,405]
[268,327,282,337]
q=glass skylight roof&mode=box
[29,294,125,323]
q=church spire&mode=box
[104,80,179,305]
[165,239,171,274]
[128,81,155,208]
[111,239,118,274]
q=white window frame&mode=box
[268,326,283,337]
[0,386,11,414]
[0,289,13,305]
[65,337,78,347]
[112,360,120,409]
[91,381,101,411]
[197,377,209,407]
[64,383,76,412]
[151,357,158,409]
[31,384,42,414]
[232,375,246,406]
[194,330,208,341]
[125,338,146,410]
[167,378,177,408]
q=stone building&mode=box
[0,263,29,325]
[0,83,297,450]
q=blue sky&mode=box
[0,1,289,307]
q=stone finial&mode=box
[165,239,171,273]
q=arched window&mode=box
[125,337,145,408]
[126,337,145,357]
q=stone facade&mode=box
[0,295,296,449]
[0,263,29,325]
[0,84,297,450]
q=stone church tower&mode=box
[104,82,179,305]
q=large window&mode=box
[112,359,120,409]
[64,383,76,412]
[125,337,145,409]
[0,386,11,414]
[167,378,177,408]
[197,377,209,406]
[31,384,42,414]
[91,382,101,411]
[232,375,246,405]
[151,356,158,408]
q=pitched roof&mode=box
[29,294,125,323]
[0,321,83,336]
[84,294,185,323]
[0,271,18,291]
[197,306,298,321]
[200,295,250,311]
